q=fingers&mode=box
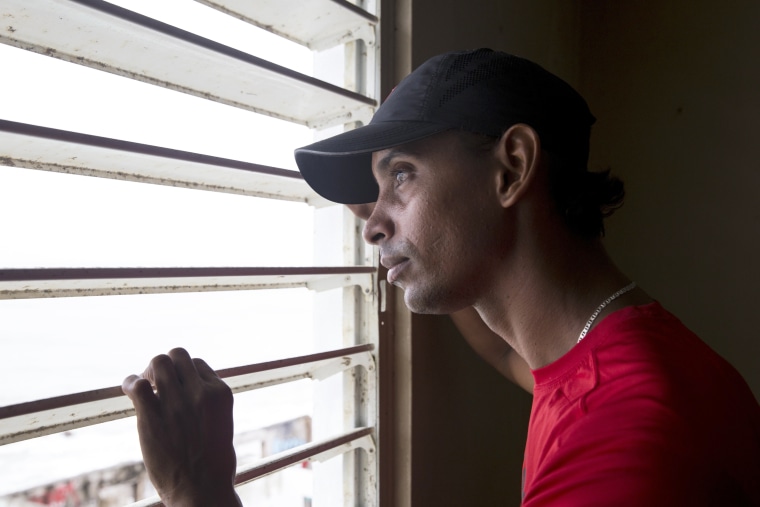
[138,347,198,400]
[168,347,203,391]
[193,357,221,383]
[122,374,159,414]
[142,353,183,402]
[128,348,215,401]
[122,374,151,400]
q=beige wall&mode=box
[386,1,759,505]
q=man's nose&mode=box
[360,203,393,245]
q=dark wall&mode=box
[581,0,760,398]
[410,314,532,506]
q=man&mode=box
[123,49,760,505]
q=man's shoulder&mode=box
[600,301,751,379]
[592,302,735,383]
[588,303,759,445]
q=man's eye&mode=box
[393,170,408,185]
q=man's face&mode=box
[363,131,508,314]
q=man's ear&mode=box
[494,124,541,209]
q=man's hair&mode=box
[546,155,624,238]
[459,130,624,238]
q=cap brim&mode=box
[295,121,449,204]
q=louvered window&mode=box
[0,1,380,505]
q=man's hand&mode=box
[122,348,242,507]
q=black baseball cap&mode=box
[295,48,595,204]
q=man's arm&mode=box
[450,307,534,393]
[122,348,243,507]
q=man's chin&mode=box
[402,287,462,315]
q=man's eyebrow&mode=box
[375,147,417,172]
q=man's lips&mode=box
[381,256,410,285]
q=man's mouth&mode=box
[383,257,410,285]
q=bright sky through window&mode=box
[0,1,335,498]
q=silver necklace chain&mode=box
[577,282,637,343]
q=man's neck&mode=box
[472,237,649,370]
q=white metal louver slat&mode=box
[194,0,378,51]
[0,0,377,129]
[0,120,331,206]
[0,345,375,445]
[0,267,375,299]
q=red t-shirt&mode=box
[523,303,760,506]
